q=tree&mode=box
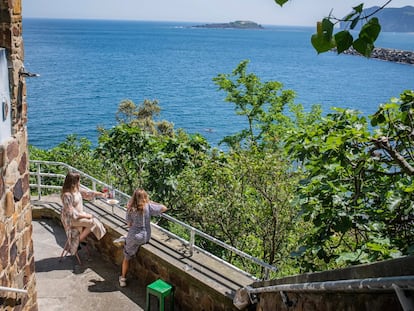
[175,148,302,278]
[207,62,314,276]
[275,1,390,56]
[96,124,154,194]
[213,60,295,150]
[213,62,413,272]
[288,91,414,270]
[97,99,175,194]
[96,99,210,201]
[115,98,174,136]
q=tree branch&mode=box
[363,0,393,19]
[373,136,414,175]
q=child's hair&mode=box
[128,189,149,214]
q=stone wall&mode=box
[256,291,399,311]
[0,0,37,310]
[87,222,239,311]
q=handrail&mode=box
[30,160,129,202]
[242,275,414,311]
[0,286,28,294]
[246,275,414,294]
[29,160,277,279]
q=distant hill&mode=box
[340,6,414,32]
[194,20,264,30]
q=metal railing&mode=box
[29,160,278,280]
[243,275,414,311]
[0,286,28,295]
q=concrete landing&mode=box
[32,195,257,310]
[33,218,145,311]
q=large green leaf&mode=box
[359,17,381,43]
[311,33,335,54]
[334,31,353,54]
[353,38,373,57]
[311,35,328,54]
[321,18,334,41]
[311,19,336,54]
[352,18,380,57]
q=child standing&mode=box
[119,188,168,287]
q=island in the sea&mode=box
[194,20,264,29]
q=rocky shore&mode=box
[341,47,414,65]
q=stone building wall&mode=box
[0,0,37,310]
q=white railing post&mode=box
[36,162,41,200]
[92,180,96,201]
[264,267,270,280]
[92,180,96,191]
[189,228,195,256]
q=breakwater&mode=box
[342,47,414,65]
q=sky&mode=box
[23,0,413,26]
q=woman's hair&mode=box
[61,171,80,196]
[128,188,149,213]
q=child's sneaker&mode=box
[119,276,127,287]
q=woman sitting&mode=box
[60,172,107,254]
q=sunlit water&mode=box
[23,19,414,149]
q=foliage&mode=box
[95,124,153,194]
[311,7,381,56]
[276,1,391,56]
[369,90,414,253]
[288,91,414,270]
[115,98,174,136]
[29,135,105,180]
[213,62,413,272]
[175,148,303,278]
[95,99,210,204]
[29,61,414,278]
[213,60,295,150]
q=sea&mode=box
[23,18,414,150]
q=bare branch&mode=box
[363,0,393,19]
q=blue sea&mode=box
[23,18,414,149]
